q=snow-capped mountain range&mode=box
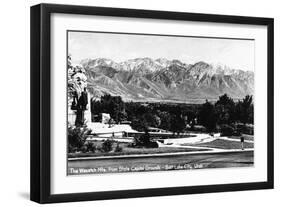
[80,57,254,103]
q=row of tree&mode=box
[91,94,127,123]
[199,94,253,132]
[91,93,253,133]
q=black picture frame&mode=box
[30,3,274,204]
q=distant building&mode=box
[91,113,111,123]
[147,127,169,133]
[101,113,111,124]
[120,121,132,124]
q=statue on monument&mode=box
[69,63,90,126]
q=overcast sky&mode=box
[68,31,254,71]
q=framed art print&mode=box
[30,3,274,203]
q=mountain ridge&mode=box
[81,57,254,103]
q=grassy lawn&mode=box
[184,139,254,149]
[68,141,210,158]
[228,134,254,141]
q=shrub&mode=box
[86,142,96,153]
[134,131,158,148]
[80,145,88,153]
[114,143,123,152]
[102,139,114,152]
[136,131,151,146]
[219,124,235,136]
[68,126,91,152]
[232,123,253,135]
[242,124,254,135]
[145,141,158,148]
[68,145,78,153]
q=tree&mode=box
[198,100,217,132]
[170,114,186,135]
[102,139,113,152]
[216,94,234,106]
[92,94,127,123]
[131,117,148,132]
[158,111,171,131]
[236,95,254,124]
[143,113,160,128]
[215,94,236,124]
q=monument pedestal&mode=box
[68,108,76,126]
[84,94,92,124]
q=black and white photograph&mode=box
[67,31,255,175]
[28,2,274,204]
